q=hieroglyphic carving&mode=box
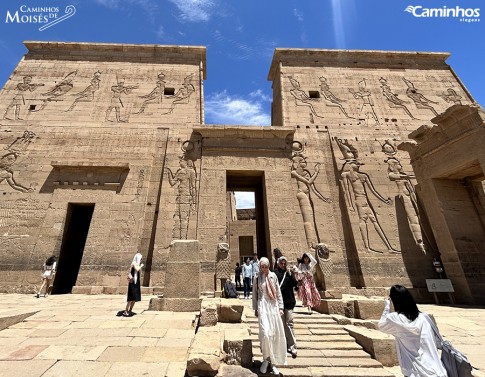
[403,78,438,116]
[105,77,137,122]
[30,71,77,112]
[290,141,331,249]
[380,140,426,253]
[349,79,380,126]
[216,242,231,290]
[315,243,334,278]
[288,77,323,121]
[135,168,146,197]
[162,74,195,115]
[439,88,463,105]
[319,77,352,118]
[5,131,36,154]
[0,153,34,193]
[0,130,36,193]
[166,144,197,240]
[134,72,165,114]
[66,71,101,112]
[337,138,399,254]
[3,76,44,120]
[379,77,417,120]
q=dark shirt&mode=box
[274,267,298,310]
[235,266,242,276]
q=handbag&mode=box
[127,273,134,283]
[425,314,473,377]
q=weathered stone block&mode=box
[200,302,218,327]
[344,325,397,366]
[316,299,355,318]
[223,329,252,367]
[218,303,244,323]
[148,297,202,312]
[354,299,385,320]
[187,327,223,376]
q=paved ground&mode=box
[0,294,484,377]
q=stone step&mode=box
[248,324,344,331]
[249,334,354,343]
[252,348,372,359]
[310,329,348,335]
[252,340,363,351]
[277,367,394,377]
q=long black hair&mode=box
[45,255,57,266]
[389,285,420,321]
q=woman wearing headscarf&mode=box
[378,285,447,377]
[252,257,287,375]
[294,252,321,314]
[123,252,143,317]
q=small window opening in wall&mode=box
[164,88,175,95]
[29,105,36,111]
[316,125,319,129]
[306,126,310,129]
[296,125,300,128]
[308,91,320,99]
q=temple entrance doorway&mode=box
[52,203,95,294]
[227,171,271,264]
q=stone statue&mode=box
[216,242,231,291]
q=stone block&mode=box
[354,300,385,320]
[187,327,223,377]
[223,329,252,367]
[169,240,200,262]
[344,325,397,366]
[200,302,218,327]
[90,286,104,295]
[71,286,92,294]
[216,365,257,377]
[148,297,202,312]
[164,263,200,298]
[218,303,244,323]
[102,286,118,295]
[316,299,355,318]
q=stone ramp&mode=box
[247,306,394,377]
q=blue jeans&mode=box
[243,277,251,298]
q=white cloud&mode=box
[205,91,271,125]
[249,89,271,103]
[168,0,216,22]
[235,192,255,209]
[293,8,304,22]
[156,26,165,39]
[94,0,159,20]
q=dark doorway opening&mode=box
[52,203,95,294]
[227,171,271,263]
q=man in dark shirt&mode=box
[274,255,298,358]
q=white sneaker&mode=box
[260,359,269,373]
[271,365,280,375]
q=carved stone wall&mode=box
[0,43,482,304]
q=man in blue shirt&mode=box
[242,258,252,299]
[251,253,260,280]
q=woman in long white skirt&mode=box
[252,257,287,375]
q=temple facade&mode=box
[0,41,483,304]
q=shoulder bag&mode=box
[424,314,473,377]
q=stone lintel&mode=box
[268,48,450,81]
[23,41,207,78]
[193,125,295,138]
[51,161,130,169]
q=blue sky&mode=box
[1,0,483,208]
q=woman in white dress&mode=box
[36,255,56,298]
[378,285,447,377]
[252,257,287,375]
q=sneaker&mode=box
[271,365,280,375]
[290,347,297,359]
[35,293,40,298]
[260,359,269,374]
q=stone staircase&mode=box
[245,305,395,377]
